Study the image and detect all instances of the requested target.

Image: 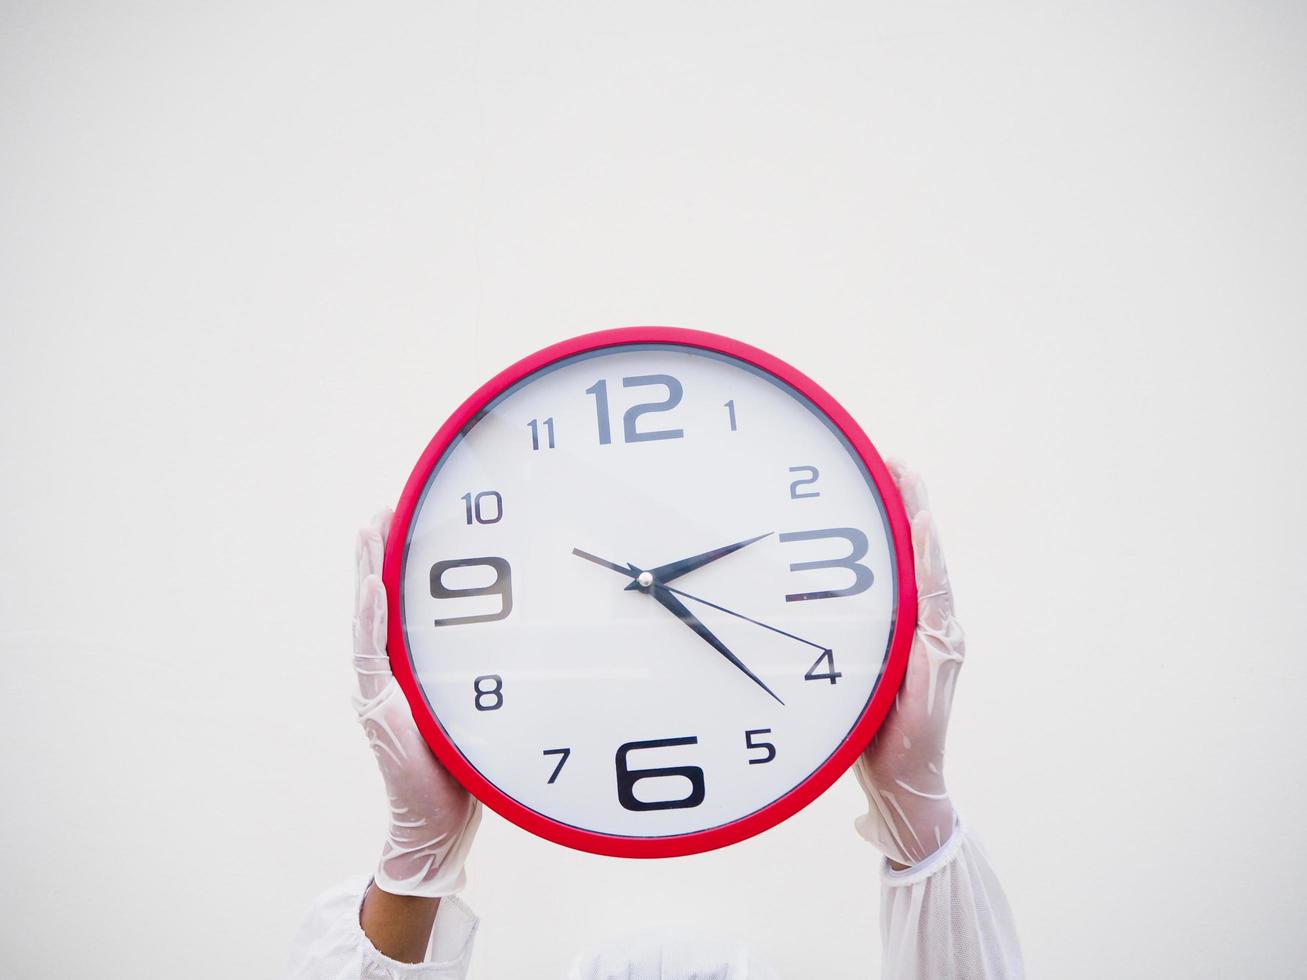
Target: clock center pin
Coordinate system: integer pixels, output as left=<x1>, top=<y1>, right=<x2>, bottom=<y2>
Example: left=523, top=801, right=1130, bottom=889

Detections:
left=637, top=571, right=654, bottom=589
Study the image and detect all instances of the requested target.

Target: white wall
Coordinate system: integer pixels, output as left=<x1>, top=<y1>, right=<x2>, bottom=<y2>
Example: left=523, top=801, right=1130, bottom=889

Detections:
left=3, top=2, right=1304, bottom=976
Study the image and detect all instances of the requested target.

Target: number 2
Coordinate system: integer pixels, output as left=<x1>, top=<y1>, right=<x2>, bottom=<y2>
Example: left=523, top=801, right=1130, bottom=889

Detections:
left=788, top=466, right=820, bottom=499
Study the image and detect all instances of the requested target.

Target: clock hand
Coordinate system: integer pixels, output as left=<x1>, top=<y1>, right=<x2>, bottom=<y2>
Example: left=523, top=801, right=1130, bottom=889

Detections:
left=661, top=584, right=829, bottom=652
left=572, top=546, right=786, bottom=703
left=648, top=583, right=785, bottom=706
left=573, top=546, right=787, bottom=702
left=622, top=532, right=773, bottom=591
left=571, top=547, right=638, bottom=579
left=571, top=548, right=819, bottom=648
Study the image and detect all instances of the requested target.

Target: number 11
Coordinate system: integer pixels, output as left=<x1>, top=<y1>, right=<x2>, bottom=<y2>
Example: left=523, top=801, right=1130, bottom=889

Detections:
left=528, top=417, right=555, bottom=450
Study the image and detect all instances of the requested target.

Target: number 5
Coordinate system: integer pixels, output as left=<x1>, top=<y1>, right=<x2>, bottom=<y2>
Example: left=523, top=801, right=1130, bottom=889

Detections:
left=745, top=728, right=776, bottom=765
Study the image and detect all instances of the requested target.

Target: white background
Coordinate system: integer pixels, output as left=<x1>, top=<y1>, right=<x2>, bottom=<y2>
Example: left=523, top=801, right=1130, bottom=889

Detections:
left=2, top=2, right=1304, bottom=977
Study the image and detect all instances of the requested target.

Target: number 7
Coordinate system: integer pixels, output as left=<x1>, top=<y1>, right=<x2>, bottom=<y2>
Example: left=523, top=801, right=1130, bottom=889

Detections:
left=543, top=747, right=571, bottom=784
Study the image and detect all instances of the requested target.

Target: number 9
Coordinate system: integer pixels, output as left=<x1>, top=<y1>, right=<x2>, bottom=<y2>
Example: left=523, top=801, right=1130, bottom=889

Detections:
left=430, top=557, right=514, bottom=627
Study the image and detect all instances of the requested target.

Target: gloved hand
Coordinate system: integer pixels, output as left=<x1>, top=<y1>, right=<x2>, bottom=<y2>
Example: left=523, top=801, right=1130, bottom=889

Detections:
left=353, top=508, right=482, bottom=897
left=853, top=461, right=965, bottom=867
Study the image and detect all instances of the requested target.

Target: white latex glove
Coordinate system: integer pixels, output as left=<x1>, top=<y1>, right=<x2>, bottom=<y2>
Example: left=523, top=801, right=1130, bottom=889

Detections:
left=353, top=508, right=482, bottom=897
left=853, top=461, right=965, bottom=867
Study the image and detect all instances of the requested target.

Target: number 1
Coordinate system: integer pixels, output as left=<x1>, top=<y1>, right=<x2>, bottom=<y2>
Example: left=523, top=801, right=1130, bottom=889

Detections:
left=584, top=380, right=613, bottom=445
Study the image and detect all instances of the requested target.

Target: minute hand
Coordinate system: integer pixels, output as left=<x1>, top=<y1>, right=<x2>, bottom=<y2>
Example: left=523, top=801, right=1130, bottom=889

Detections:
left=623, top=532, right=772, bottom=591
left=648, top=583, right=785, bottom=705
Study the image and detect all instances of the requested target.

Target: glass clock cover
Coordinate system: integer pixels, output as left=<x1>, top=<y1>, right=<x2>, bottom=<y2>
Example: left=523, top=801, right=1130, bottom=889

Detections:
left=383, top=327, right=915, bottom=858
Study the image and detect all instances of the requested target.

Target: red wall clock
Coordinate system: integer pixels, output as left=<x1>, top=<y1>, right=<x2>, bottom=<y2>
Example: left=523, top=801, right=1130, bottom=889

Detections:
left=383, top=327, right=915, bottom=857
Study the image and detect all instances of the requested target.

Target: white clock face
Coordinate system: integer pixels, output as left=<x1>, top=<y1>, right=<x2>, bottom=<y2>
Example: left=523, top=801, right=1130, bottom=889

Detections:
left=398, top=343, right=900, bottom=845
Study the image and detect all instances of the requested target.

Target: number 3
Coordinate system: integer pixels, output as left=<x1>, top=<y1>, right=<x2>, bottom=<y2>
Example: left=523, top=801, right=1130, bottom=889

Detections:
left=779, top=528, right=873, bottom=601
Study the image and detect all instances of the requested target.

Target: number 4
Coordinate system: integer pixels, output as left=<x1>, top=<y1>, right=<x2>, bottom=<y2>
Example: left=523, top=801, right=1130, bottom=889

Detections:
left=804, top=649, right=842, bottom=685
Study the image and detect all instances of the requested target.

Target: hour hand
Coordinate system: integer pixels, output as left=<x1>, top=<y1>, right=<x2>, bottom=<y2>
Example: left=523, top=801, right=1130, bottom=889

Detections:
left=649, top=583, right=784, bottom=706
left=571, top=547, right=637, bottom=579
left=624, top=532, right=772, bottom=591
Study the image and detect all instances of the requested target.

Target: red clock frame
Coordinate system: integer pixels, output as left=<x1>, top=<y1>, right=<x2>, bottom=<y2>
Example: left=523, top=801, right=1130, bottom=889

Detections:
left=382, top=326, right=917, bottom=858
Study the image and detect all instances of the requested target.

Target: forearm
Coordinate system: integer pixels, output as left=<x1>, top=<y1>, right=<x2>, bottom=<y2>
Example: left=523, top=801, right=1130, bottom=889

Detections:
left=360, top=882, right=441, bottom=964
left=285, top=874, right=479, bottom=980
left=879, top=819, right=1024, bottom=980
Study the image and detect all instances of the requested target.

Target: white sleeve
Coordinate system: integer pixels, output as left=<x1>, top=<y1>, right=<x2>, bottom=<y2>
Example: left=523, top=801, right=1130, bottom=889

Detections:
left=284, top=875, right=479, bottom=980
left=879, top=818, right=1024, bottom=980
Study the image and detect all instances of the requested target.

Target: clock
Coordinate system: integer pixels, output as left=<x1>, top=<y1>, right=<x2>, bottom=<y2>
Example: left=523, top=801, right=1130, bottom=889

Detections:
left=383, top=327, right=915, bottom=858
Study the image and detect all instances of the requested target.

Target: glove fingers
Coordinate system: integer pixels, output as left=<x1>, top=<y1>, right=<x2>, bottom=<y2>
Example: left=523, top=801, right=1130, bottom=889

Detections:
left=371, top=507, right=393, bottom=553
left=912, top=511, right=957, bottom=631
left=353, top=573, right=393, bottom=702
left=355, top=509, right=392, bottom=605
left=886, top=457, right=930, bottom=523
left=911, top=509, right=951, bottom=598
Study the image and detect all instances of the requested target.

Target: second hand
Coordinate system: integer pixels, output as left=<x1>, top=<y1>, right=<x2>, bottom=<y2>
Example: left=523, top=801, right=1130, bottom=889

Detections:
left=661, top=585, right=829, bottom=652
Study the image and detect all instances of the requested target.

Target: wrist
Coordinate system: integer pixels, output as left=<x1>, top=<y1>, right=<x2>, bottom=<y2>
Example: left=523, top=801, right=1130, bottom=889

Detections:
left=882, top=813, right=964, bottom=884
left=885, top=802, right=956, bottom=870
left=855, top=788, right=956, bottom=867
left=373, top=794, right=481, bottom=898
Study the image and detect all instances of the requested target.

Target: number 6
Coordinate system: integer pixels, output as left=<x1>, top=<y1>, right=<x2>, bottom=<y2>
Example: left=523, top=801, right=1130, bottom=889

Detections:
left=614, top=737, right=706, bottom=811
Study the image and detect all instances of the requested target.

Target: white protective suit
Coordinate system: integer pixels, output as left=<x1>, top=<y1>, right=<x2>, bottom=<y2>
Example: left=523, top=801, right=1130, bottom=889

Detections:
left=285, top=463, right=1023, bottom=979
left=285, top=815, right=1021, bottom=979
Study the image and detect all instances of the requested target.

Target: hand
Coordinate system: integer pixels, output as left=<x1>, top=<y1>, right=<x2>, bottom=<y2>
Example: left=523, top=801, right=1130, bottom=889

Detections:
left=353, top=509, right=481, bottom=899
left=852, top=461, right=965, bottom=867
left=571, top=545, right=784, bottom=704
left=648, top=582, right=785, bottom=705
left=623, top=532, right=772, bottom=591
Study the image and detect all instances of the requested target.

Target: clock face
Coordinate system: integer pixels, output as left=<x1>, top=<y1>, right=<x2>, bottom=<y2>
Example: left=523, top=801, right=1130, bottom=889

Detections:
left=385, top=329, right=914, bottom=857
